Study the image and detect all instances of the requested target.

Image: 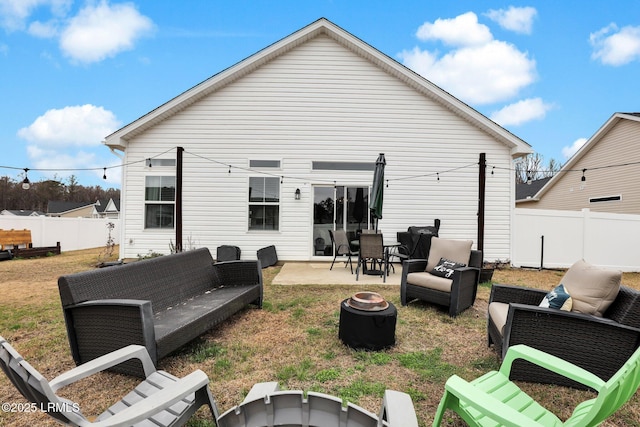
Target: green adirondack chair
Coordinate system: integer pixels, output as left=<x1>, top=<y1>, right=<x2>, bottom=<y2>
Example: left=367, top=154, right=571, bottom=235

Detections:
left=433, top=344, right=640, bottom=427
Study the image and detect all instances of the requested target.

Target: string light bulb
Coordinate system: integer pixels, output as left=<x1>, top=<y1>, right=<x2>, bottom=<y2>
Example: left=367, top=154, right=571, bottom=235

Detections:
left=103, top=167, right=107, bottom=180
left=581, top=168, right=587, bottom=182
left=21, top=168, right=30, bottom=190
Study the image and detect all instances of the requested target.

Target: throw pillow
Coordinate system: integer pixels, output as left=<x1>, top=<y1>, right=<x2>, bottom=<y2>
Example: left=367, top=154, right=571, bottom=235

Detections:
left=431, top=257, right=466, bottom=279
left=539, top=284, right=573, bottom=311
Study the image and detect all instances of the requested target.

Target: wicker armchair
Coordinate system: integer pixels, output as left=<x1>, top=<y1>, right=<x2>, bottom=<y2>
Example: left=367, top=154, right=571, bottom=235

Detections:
left=488, top=272, right=640, bottom=388
left=400, top=237, right=482, bottom=317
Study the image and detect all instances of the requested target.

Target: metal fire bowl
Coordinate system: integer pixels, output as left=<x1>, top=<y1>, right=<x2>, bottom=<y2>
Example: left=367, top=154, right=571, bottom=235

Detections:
left=347, top=291, right=389, bottom=311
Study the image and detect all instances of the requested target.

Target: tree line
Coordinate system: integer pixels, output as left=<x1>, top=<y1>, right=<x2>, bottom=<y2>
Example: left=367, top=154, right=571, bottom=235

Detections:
left=0, top=175, right=120, bottom=213
left=514, top=153, right=561, bottom=184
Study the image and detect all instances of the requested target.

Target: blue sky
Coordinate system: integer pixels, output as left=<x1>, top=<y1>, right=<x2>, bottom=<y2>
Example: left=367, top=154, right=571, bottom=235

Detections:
left=1, top=0, right=639, bottom=187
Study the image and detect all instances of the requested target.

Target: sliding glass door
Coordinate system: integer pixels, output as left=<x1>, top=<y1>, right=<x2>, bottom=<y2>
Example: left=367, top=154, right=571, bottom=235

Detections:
left=312, top=186, right=370, bottom=256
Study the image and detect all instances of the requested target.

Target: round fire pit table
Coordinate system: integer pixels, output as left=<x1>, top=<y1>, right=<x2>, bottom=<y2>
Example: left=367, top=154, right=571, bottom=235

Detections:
left=338, top=293, right=397, bottom=350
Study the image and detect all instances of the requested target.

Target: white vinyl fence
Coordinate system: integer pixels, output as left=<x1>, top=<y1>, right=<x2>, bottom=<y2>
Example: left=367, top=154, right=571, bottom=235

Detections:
left=0, top=216, right=120, bottom=252
left=513, top=208, right=640, bottom=272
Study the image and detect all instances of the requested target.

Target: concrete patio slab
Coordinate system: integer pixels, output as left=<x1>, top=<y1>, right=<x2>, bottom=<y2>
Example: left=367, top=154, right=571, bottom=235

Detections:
left=272, top=261, right=401, bottom=285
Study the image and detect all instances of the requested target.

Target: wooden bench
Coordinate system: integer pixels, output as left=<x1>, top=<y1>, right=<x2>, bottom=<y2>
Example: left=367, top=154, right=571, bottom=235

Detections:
left=0, top=229, right=32, bottom=250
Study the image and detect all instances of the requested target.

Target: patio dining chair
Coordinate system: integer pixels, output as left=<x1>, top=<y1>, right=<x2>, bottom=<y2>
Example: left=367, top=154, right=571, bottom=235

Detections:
left=356, top=233, right=387, bottom=282
left=329, top=229, right=358, bottom=273
left=432, top=344, right=640, bottom=427
left=0, top=336, right=218, bottom=427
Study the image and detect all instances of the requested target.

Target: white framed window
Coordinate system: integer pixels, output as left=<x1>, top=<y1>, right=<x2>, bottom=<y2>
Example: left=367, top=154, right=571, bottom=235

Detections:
left=249, top=177, right=279, bottom=231
left=145, top=176, right=175, bottom=229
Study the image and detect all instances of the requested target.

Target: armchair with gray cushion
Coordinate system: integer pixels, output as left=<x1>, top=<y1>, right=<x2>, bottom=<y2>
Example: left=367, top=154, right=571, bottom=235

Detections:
left=487, top=259, right=640, bottom=389
left=400, top=237, right=481, bottom=317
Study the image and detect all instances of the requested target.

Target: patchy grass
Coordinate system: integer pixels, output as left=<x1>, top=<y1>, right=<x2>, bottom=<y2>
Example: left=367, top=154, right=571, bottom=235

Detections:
left=1, top=249, right=640, bottom=426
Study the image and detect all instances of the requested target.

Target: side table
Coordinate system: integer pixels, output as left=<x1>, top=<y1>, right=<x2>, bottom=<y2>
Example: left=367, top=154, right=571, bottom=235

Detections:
left=338, top=299, right=397, bottom=350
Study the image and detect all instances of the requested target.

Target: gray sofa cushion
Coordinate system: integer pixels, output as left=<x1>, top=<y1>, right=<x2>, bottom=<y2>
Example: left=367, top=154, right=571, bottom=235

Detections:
left=488, top=302, right=509, bottom=336
left=426, top=238, right=473, bottom=272
left=406, top=272, right=453, bottom=292
left=561, top=259, right=621, bottom=317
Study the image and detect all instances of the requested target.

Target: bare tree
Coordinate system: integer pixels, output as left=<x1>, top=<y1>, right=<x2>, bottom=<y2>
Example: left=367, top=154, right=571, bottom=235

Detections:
left=514, top=153, right=562, bottom=184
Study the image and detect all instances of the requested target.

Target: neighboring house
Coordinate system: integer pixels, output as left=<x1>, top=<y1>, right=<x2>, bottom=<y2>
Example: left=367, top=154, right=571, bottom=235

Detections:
left=47, top=201, right=97, bottom=218
left=517, top=112, right=640, bottom=213
left=515, top=177, right=552, bottom=202
left=0, top=209, right=44, bottom=216
left=104, top=18, right=532, bottom=261
left=93, top=198, right=120, bottom=219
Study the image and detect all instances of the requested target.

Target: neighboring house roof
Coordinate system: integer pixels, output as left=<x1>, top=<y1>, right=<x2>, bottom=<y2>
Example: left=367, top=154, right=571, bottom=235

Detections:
left=47, top=201, right=96, bottom=215
left=94, top=198, right=120, bottom=215
left=0, top=209, right=44, bottom=216
left=515, top=177, right=552, bottom=201
left=516, top=112, right=640, bottom=204
left=104, top=18, right=532, bottom=158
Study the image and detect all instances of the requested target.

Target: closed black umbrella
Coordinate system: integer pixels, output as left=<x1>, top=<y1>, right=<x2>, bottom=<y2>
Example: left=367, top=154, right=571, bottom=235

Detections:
left=368, top=153, right=386, bottom=231
left=353, top=187, right=364, bottom=229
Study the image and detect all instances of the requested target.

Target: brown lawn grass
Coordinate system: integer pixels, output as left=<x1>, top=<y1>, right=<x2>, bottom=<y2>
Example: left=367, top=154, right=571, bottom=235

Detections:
left=1, top=248, right=639, bottom=426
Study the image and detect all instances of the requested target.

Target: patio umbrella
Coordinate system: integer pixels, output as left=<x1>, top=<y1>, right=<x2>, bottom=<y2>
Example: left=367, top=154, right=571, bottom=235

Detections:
left=368, top=153, right=386, bottom=231
left=353, top=187, right=364, bottom=229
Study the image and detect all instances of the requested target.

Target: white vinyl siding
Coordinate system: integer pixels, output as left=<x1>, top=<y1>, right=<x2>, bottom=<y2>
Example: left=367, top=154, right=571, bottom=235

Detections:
left=116, top=33, right=519, bottom=261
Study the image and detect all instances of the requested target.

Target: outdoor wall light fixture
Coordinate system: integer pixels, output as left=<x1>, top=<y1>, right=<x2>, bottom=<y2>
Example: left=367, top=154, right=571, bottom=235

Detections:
left=295, top=188, right=301, bottom=200
left=21, top=168, right=30, bottom=190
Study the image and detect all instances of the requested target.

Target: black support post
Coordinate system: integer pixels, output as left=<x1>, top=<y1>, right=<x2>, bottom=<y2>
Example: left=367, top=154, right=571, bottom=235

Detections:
left=478, top=152, right=486, bottom=256
left=176, top=147, right=183, bottom=252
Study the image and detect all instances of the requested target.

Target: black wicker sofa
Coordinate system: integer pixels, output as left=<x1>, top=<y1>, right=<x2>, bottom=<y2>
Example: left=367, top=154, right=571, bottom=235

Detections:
left=488, top=260, right=640, bottom=389
left=58, top=247, right=263, bottom=375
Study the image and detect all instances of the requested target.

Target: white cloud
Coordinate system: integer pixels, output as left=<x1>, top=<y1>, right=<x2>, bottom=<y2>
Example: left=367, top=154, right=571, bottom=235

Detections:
left=20, top=105, right=122, bottom=185
left=28, top=19, right=58, bottom=38
left=399, top=39, right=536, bottom=104
left=59, top=1, right=154, bottom=64
left=17, top=104, right=120, bottom=147
left=562, top=138, right=588, bottom=159
left=590, top=23, right=640, bottom=66
left=490, top=98, right=552, bottom=126
left=0, top=0, right=70, bottom=32
left=416, top=11, right=493, bottom=46
left=485, top=6, right=537, bottom=35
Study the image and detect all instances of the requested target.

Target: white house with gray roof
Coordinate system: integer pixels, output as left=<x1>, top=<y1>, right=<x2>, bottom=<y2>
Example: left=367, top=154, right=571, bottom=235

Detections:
left=104, top=18, right=532, bottom=261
